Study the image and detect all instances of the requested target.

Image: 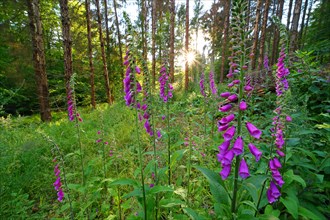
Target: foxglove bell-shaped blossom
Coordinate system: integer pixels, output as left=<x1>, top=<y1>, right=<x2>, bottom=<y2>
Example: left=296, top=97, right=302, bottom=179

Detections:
left=267, top=181, right=281, bottom=203
left=220, top=92, right=231, bottom=98
left=199, top=72, right=206, bottom=97
left=218, top=123, right=229, bottom=132
left=239, top=101, right=247, bottom=111
left=219, top=114, right=235, bottom=124
left=248, top=143, right=262, bottom=162
left=209, top=71, right=218, bottom=96
left=218, top=140, right=231, bottom=153
left=239, top=158, right=250, bottom=179
left=246, top=122, right=262, bottom=139
left=223, top=126, right=236, bottom=141
left=221, top=150, right=235, bottom=166
left=228, top=94, right=238, bottom=102
left=220, top=165, right=232, bottom=180
left=219, top=104, right=232, bottom=112
left=232, top=136, right=244, bottom=156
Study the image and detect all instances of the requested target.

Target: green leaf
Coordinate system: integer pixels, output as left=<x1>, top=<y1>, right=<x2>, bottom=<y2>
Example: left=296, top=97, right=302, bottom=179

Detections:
left=183, top=207, right=206, bottom=220
left=170, top=149, right=187, bottom=168
left=195, top=166, right=230, bottom=205
left=109, top=178, right=138, bottom=187
left=148, top=185, right=173, bottom=194
left=244, top=175, right=268, bottom=205
left=299, top=206, right=325, bottom=220
left=284, top=170, right=306, bottom=188
left=159, top=198, right=184, bottom=208
left=280, top=196, right=298, bottom=219
left=123, top=188, right=142, bottom=199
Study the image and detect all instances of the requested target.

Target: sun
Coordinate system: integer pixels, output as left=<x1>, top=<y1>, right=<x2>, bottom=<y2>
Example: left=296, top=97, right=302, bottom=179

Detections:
left=186, top=51, right=196, bottom=65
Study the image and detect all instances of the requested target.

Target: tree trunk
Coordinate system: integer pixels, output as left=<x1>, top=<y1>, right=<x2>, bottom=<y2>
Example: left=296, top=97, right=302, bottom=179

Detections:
left=151, top=0, right=157, bottom=88
left=26, top=0, right=52, bottom=122
left=113, top=0, right=123, bottom=80
left=220, top=0, right=231, bottom=83
left=95, top=0, right=113, bottom=104
left=103, top=0, right=110, bottom=56
left=299, top=0, right=309, bottom=47
left=286, top=0, right=294, bottom=30
left=257, top=0, right=270, bottom=71
left=251, top=0, right=262, bottom=70
left=169, top=0, right=175, bottom=82
left=302, top=0, right=313, bottom=50
left=271, top=0, right=284, bottom=65
left=59, top=0, right=74, bottom=99
left=141, top=0, right=147, bottom=61
left=85, top=0, right=96, bottom=108
left=290, top=0, right=303, bottom=53
left=185, top=0, right=189, bottom=91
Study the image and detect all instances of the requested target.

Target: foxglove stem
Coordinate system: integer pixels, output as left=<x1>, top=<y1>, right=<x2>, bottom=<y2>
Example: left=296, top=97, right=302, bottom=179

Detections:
left=167, top=98, right=171, bottom=185
left=231, top=23, right=246, bottom=215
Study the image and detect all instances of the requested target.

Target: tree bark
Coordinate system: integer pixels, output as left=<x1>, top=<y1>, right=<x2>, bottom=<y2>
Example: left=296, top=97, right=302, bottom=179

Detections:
left=271, top=0, right=284, bottom=65
left=169, top=0, right=175, bottom=82
left=85, top=0, right=96, bottom=108
left=151, top=0, right=157, bottom=88
left=113, top=0, right=123, bottom=81
left=59, top=0, right=74, bottom=99
left=141, top=0, right=147, bottom=61
left=26, top=0, right=52, bottom=122
left=251, top=0, right=262, bottom=70
left=95, top=0, right=113, bottom=104
left=257, top=0, right=270, bottom=71
left=290, top=0, right=303, bottom=53
left=103, top=0, right=110, bottom=56
left=299, top=0, right=309, bottom=47
left=286, top=0, right=294, bottom=30
left=220, top=0, right=231, bottom=83
left=302, top=0, right=313, bottom=50
left=185, top=0, right=189, bottom=91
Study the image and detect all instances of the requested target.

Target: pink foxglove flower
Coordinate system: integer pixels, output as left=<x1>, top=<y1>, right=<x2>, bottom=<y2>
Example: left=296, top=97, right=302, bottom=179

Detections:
left=248, top=143, right=262, bottom=162
left=239, top=158, right=250, bottom=179
left=220, top=165, right=232, bottom=180
left=223, top=126, right=236, bottom=141
left=232, top=136, right=244, bottom=156
left=267, top=181, right=281, bottom=203
left=246, top=122, right=262, bottom=139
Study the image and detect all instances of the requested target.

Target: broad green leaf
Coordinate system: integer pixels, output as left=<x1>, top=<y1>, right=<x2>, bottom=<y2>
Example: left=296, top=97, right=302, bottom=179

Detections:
left=284, top=170, right=306, bottom=188
left=241, top=200, right=257, bottom=211
left=280, top=196, right=298, bottom=219
left=148, top=185, right=173, bottom=194
left=183, top=207, right=206, bottom=220
left=298, top=206, right=327, bottom=220
left=170, top=149, right=187, bottom=168
left=159, top=198, right=185, bottom=208
left=123, top=188, right=142, bottom=199
left=109, top=178, right=138, bottom=187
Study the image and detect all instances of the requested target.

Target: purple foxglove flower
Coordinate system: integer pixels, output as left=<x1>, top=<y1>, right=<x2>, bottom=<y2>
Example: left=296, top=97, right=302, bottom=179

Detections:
left=239, top=158, right=250, bottom=179
left=141, top=104, right=148, bottom=111
left=219, top=114, right=235, bottom=124
left=239, top=101, right=247, bottom=111
left=220, top=92, right=231, bottom=98
left=53, top=177, right=62, bottom=191
left=123, top=59, right=129, bottom=66
left=272, top=170, right=285, bottom=187
left=269, top=158, right=282, bottom=170
left=244, top=85, right=253, bottom=91
left=248, top=143, right=262, bottom=162
left=223, top=126, right=236, bottom=141
left=136, top=81, right=142, bottom=92
left=246, top=122, right=262, bottom=139
left=219, top=104, right=232, bottom=112
left=57, top=188, right=64, bottom=202
left=218, top=140, right=231, bottom=153
left=144, top=120, right=152, bottom=135
left=227, top=73, right=234, bottom=78
left=233, top=79, right=240, bottom=84
left=200, top=73, right=206, bottom=97
left=276, top=150, right=285, bottom=157
left=157, top=130, right=162, bottom=139
left=209, top=71, right=218, bottom=96
left=161, top=115, right=166, bottom=120
left=221, top=149, right=235, bottom=166
left=267, top=181, right=281, bottom=203
left=286, top=115, right=292, bottom=122
left=228, top=94, right=238, bottom=102
left=135, top=66, right=141, bottom=74
left=220, top=165, right=232, bottom=180
left=143, top=111, right=149, bottom=119
left=242, top=65, right=248, bottom=70
left=138, top=113, right=143, bottom=121
left=218, top=123, right=229, bottom=132
left=217, top=151, right=226, bottom=162
left=228, top=82, right=234, bottom=87
left=149, top=183, right=155, bottom=188
left=232, top=136, right=244, bottom=156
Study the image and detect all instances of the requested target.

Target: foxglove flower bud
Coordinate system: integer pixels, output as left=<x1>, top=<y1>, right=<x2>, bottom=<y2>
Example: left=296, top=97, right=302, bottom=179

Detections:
left=219, top=104, right=232, bottom=112
left=239, top=101, right=247, bottom=111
